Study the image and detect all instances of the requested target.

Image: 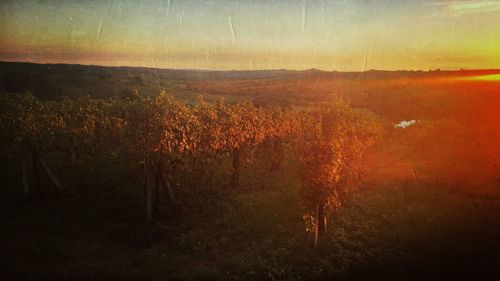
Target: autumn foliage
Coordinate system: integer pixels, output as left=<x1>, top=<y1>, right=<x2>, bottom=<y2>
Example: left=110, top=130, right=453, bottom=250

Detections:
left=0, top=92, right=378, bottom=243
left=296, top=102, right=380, bottom=246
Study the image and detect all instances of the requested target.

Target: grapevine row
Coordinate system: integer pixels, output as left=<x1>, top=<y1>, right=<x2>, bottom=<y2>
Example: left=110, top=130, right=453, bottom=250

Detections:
left=0, top=92, right=379, bottom=246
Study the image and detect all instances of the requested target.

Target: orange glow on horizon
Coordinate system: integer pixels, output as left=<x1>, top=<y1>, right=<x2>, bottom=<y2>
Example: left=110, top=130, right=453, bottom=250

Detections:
left=1, top=1, right=499, bottom=71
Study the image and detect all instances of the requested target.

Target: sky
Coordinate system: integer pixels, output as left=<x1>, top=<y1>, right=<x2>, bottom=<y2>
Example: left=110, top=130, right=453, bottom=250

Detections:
left=1, top=0, right=500, bottom=71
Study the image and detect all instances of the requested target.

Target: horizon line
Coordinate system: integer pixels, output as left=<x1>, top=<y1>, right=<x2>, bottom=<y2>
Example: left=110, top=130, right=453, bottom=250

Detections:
left=1, top=60, right=500, bottom=73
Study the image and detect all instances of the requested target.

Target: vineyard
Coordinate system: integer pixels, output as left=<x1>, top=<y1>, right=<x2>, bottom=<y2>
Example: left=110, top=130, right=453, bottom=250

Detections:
left=1, top=69, right=498, bottom=281
left=0, top=92, right=379, bottom=245
left=2, top=0, right=500, bottom=277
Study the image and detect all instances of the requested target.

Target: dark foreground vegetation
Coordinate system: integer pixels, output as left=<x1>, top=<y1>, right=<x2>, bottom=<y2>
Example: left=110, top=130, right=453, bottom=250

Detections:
left=1, top=62, right=499, bottom=280
left=1, top=162, right=498, bottom=281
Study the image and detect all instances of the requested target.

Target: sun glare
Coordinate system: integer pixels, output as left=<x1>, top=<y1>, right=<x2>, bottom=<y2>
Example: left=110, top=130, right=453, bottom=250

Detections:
left=465, top=74, right=500, bottom=81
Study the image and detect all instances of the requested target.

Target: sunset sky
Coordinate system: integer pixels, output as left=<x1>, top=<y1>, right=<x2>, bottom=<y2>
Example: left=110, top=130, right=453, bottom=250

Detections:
left=1, top=0, right=499, bottom=71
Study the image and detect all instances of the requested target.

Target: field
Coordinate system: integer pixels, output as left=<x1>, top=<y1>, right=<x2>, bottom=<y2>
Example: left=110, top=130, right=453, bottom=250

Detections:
left=1, top=62, right=499, bottom=281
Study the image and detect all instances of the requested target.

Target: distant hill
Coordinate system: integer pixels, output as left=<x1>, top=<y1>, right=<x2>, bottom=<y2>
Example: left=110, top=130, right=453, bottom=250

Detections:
left=0, top=61, right=304, bottom=100
left=1, top=61, right=499, bottom=101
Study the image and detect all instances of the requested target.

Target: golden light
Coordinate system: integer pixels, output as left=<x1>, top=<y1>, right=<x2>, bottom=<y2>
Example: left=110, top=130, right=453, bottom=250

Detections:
left=465, top=74, right=500, bottom=81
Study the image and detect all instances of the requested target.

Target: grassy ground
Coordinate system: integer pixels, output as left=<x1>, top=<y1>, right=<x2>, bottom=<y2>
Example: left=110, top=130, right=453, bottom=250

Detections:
left=1, top=154, right=498, bottom=281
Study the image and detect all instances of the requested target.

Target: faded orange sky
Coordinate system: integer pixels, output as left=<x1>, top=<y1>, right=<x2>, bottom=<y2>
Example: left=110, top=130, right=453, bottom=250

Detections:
left=1, top=0, right=500, bottom=71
